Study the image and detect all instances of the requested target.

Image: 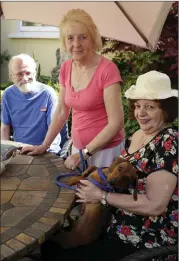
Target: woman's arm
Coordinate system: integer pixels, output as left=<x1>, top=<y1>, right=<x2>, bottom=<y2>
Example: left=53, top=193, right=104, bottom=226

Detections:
left=20, top=85, right=70, bottom=154
left=76, top=169, right=177, bottom=216
left=86, top=83, right=124, bottom=154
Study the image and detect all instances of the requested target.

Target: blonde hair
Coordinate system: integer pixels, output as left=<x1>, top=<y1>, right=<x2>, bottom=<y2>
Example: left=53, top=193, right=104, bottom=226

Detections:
left=9, top=53, right=36, bottom=76
left=59, top=9, right=103, bottom=53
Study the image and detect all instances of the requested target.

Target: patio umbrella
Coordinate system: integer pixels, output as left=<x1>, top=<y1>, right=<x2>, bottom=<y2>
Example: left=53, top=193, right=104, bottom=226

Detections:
left=1, top=1, right=172, bottom=51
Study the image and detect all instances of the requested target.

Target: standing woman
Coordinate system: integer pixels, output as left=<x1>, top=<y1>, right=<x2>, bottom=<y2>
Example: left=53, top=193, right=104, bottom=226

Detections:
left=21, top=9, right=125, bottom=169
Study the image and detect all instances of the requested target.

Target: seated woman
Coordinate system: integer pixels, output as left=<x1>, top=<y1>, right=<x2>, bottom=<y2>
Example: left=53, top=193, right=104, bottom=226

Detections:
left=40, top=71, right=178, bottom=261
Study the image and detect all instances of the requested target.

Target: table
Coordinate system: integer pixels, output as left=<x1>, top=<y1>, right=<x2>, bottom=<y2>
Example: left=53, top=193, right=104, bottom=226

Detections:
left=0, top=141, right=75, bottom=261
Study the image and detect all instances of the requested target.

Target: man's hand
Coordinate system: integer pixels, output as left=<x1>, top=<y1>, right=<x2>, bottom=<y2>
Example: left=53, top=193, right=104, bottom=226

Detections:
left=19, top=144, right=47, bottom=155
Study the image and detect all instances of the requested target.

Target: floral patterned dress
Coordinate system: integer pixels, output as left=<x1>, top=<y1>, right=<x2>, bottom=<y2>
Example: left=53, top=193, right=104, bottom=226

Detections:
left=107, top=127, right=178, bottom=251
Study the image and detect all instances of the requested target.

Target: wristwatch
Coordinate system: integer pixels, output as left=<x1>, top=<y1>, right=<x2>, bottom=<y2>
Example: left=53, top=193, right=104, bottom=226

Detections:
left=82, top=148, right=92, bottom=158
left=101, top=191, right=109, bottom=206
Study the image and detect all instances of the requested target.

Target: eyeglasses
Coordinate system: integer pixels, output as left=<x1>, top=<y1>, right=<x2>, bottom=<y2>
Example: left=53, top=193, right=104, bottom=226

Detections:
left=12, top=71, right=35, bottom=78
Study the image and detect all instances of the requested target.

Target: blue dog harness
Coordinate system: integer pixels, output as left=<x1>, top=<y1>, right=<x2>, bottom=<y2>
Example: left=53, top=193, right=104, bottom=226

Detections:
left=55, top=150, right=114, bottom=192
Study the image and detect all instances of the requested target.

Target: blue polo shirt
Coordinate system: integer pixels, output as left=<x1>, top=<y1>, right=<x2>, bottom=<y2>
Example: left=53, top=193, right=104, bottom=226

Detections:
left=1, top=81, right=62, bottom=152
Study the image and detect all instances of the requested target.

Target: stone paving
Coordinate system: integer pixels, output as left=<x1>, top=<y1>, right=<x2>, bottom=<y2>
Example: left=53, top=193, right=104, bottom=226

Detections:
left=0, top=151, right=76, bottom=261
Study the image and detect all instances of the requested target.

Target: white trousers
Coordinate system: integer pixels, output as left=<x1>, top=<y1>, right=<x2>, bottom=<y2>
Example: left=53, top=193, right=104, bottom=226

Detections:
left=71, top=141, right=125, bottom=168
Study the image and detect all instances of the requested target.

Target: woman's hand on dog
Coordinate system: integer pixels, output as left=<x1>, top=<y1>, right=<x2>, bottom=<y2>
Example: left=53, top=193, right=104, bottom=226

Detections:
left=64, top=153, right=81, bottom=170
left=76, top=180, right=103, bottom=203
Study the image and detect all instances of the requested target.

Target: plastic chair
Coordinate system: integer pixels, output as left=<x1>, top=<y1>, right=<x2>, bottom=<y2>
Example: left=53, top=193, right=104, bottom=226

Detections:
left=120, top=244, right=178, bottom=261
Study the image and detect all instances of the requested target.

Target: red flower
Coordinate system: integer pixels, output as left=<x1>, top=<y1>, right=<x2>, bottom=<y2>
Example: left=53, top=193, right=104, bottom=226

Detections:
left=167, top=229, right=176, bottom=237
left=148, top=240, right=153, bottom=244
left=121, top=226, right=132, bottom=236
left=138, top=181, right=144, bottom=191
left=173, top=212, right=178, bottom=221
left=140, top=161, right=147, bottom=170
left=135, top=152, right=140, bottom=160
left=155, top=136, right=160, bottom=143
left=168, top=256, right=177, bottom=261
left=163, top=139, right=172, bottom=150
left=144, top=219, right=150, bottom=228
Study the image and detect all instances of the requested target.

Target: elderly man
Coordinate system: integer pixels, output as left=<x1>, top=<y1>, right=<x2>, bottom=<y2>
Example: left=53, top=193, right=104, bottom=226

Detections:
left=1, top=53, right=68, bottom=153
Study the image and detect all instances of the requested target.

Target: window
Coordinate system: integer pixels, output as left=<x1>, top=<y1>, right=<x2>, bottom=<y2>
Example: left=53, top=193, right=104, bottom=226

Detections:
left=20, top=21, right=59, bottom=32
left=9, top=21, right=60, bottom=39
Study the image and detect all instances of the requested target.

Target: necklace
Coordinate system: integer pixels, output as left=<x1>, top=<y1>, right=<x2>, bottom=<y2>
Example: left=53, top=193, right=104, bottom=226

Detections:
left=140, top=134, right=155, bottom=147
left=139, top=125, right=169, bottom=147
left=72, top=56, right=99, bottom=90
left=73, top=64, right=87, bottom=89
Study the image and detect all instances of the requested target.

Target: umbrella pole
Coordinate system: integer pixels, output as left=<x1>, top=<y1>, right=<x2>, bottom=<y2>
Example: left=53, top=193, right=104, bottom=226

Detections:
left=0, top=2, right=3, bottom=18
left=114, top=2, right=153, bottom=50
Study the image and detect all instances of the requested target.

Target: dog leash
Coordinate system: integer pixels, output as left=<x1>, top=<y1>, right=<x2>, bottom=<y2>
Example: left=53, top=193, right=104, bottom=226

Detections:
left=56, top=149, right=88, bottom=190
left=56, top=172, right=82, bottom=190
left=79, top=149, right=88, bottom=173
left=56, top=166, right=114, bottom=192
left=60, top=149, right=88, bottom=174
left=87, top=168, right=114, bottom=192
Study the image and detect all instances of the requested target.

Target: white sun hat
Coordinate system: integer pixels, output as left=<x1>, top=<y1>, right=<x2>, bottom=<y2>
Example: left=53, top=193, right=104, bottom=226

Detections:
left=125, top=71, right=178, bottom=100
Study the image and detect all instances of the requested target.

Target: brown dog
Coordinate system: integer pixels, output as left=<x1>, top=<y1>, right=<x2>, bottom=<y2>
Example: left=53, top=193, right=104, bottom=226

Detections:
left=54, top=157, right=137, bottom=248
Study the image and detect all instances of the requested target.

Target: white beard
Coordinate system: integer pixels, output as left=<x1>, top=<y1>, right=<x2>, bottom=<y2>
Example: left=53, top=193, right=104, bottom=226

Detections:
left=16, top=80, right=36, bottom=93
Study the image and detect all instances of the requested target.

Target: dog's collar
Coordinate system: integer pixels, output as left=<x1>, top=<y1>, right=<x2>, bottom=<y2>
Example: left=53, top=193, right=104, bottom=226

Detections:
left=87, top=168, right=114, bottom=192
left=55, top=166, right=114, bottom=192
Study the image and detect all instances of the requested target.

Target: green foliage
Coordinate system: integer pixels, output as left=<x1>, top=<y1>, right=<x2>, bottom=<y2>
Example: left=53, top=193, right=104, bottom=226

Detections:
left=105, top=50, right=161, bottom=138
left=32, top=52, right=41, bottom=80
left=0, top=81, right=13, bottom=90
left=112, top=50, right=162, bottom=79
left=0, top=50, right=11, bottom=65
left=37, top=75, right=60, bottom=93
left=32, top=52, right=60, bottom=93
left=37, top=75, right=51, bottom=83
left=46, top=80, right=60, bottom=93
left=172, top=118, right=178, bottom=129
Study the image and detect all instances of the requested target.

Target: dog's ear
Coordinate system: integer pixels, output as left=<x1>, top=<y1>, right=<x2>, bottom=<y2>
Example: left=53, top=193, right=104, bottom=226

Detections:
left=108, top=163, right=128, bottom=186
left=109, top=157, right=126, bottom=172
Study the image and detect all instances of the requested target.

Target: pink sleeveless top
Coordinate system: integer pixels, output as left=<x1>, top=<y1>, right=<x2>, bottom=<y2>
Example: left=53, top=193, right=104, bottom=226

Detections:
left=59, top=56, right=125, bottom=149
